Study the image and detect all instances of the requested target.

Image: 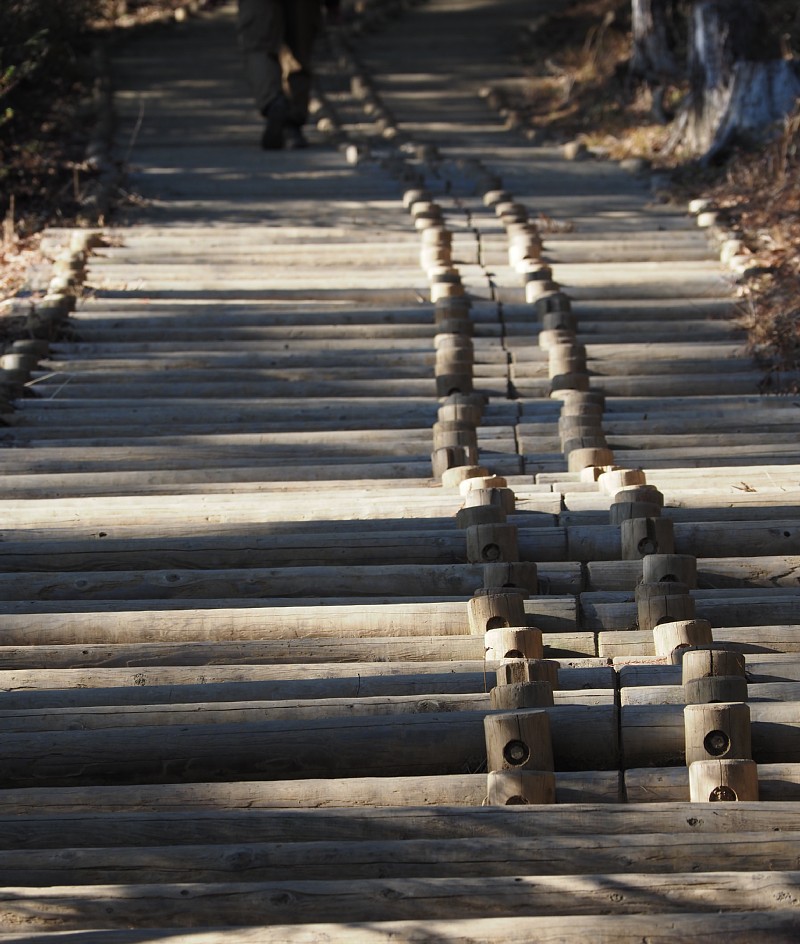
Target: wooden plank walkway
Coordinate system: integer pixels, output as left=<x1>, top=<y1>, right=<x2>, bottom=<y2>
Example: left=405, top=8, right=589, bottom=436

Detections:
left=3, top=0, right=800, bottom=938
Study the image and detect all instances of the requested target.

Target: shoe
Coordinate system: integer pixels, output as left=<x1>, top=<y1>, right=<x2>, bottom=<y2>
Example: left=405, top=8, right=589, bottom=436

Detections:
left=284, top=123, right=308, bottom=150
left=261, top=96, right=287, bottom=150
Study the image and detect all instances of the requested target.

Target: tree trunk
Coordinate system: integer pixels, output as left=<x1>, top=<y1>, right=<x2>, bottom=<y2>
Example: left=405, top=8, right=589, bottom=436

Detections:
left=630, top=0, right=681, bottom=81
left=675, top=0, right=800, bottom=158
left=630, top=0, right=684, bottom=122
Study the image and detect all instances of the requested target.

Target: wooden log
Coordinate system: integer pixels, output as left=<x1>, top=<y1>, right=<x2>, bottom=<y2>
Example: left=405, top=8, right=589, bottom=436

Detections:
left=0, top=771, right=621, bottom=814
left=496, top=659, right=560, bottom=689
left=0, top=691, right=614, bottom=733
left=0, top=705, right=620, bottom=786
left=465, top=523, right=519, bottom=563
left=490, top=681, right=554, bottom=709
left=6, top=826, right=800, bottom=887
left=2, top=871, right=800, bottom=928
left=649, top=617, right=713, bottom=664
left=689, top=758, right=759, bottom=802
left=0, top=913, right=794, bottom=943
left=2, top=801, right=800, bottom=848
left=636, top=582, right=695, bottom=632
left=483, top=562, right=539, bottom=594
left=684, top=702, right=752, bottom=764
left=682, top=648, right=747, bottom=682
left=0, top=664, right=614, bottom=710
left=626, top=763, right=800, bottom=803
left=0, top=631, right=593, bottom=670
left=484, top=710, right=554, bottom=772
left=622, top=701, right=800, bottom=767
left=0, top=600, right=573, bottom=647
left=485, top=770, right=556, bottom=805
left=601, top=624, right=800, bottom=659
left=484, top=628, right=544, bottom=660
left=642, top=554, right=698, bottom=588
left=620, top=518, right=675, bottom=559
left=684, top=675, right=749, bottom=704
left=587, top=555, right=800, bottom=592
left=468, top=590, right=527, bottom=634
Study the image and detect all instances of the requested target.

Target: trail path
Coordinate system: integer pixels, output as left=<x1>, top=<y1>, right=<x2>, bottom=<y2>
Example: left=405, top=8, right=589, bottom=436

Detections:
left=1, top=0, right=800, bottom=938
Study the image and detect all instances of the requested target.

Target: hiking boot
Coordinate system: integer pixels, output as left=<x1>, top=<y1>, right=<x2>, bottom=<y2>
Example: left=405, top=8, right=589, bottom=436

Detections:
left=284, top=122, right=309, bottom=150
left=261, top=96, right=287, bottom=150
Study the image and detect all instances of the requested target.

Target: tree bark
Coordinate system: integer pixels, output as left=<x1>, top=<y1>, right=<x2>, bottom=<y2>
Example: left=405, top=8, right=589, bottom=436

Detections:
left=674, top=0, right=800, bottom=158
left=630, top=0, right=684, bottom=122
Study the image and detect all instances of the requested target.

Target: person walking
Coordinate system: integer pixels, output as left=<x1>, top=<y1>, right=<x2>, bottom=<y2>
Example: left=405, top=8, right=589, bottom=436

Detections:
left=236, top=0, right=340, bottom=150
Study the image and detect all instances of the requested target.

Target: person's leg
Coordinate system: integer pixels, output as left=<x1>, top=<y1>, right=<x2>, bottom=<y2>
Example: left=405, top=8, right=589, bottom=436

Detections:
left=281, top=0, right=322, bottom=133
left=236, top=0, right=287, bottom=147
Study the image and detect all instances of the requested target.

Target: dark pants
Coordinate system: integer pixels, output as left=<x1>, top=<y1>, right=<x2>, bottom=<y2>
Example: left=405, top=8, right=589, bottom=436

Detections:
left=236, top=0, right=322, bottom=125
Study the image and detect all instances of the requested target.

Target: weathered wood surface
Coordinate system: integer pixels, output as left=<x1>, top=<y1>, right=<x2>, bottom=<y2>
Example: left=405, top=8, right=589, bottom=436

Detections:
left=0, top=690, right=615, bottom=732
left=4, top=0, right=800, bottom=935
left=622, top=702, right=800, bottom=767
left=0, top=772, right=623, bottom=813
left=601, top=625, right=800, bottom=658
left=0, top=705, right=619, bottom=786
left=3, top=830, right=799, bottom=885
left=2, top=803, right=799, bottom=848
left=626, top=764, right=800, bottom=803
left=0, top=913, right=791, bottom=943
left=1, top=871, right=799, bottom=929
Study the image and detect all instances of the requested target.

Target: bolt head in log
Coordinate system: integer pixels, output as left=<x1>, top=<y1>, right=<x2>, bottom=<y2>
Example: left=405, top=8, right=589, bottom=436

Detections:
left=465, top=523, right=519, bottom=564
left=485, top=770, right=556, bottom=806
left=485, top=626, right=543, bottom=661
left=688, top=759, right=759, bottom=803
left=684, top=675, right=749, bottom=705
left=484, top=709, right=553, bottom=772
left=620, top=517, right=675, bottom=559
left=652, top=619, right=714, bottom=661
left=467, top=589, right=527, bottom=634
left=684, top=702, right=752, bottom=766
